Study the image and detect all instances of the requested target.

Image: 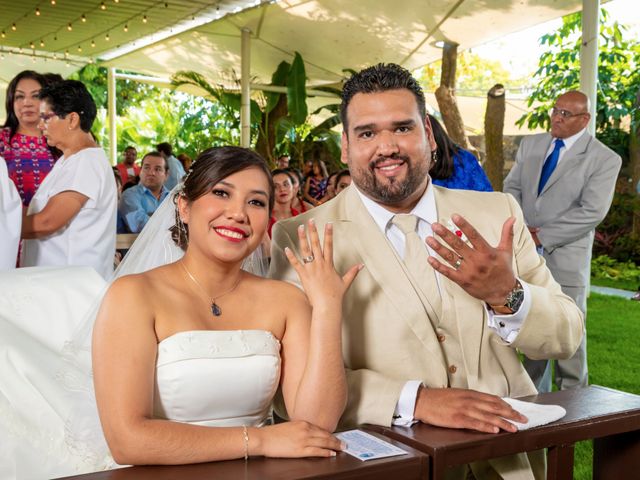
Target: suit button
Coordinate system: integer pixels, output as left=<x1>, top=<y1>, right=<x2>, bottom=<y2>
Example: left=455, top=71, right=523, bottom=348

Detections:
left=448, top=365, right=457, bottom=374
left=437, top=334, right=446, bottom=343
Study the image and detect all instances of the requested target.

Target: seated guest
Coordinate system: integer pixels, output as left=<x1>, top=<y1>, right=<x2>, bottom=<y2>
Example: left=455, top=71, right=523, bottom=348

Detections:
left=286, top=167, right=313, bottom=213
left=177, top=152, right=192, bottom=172
left=318, top=171, right=339, bottom=204
left=335, top=169, right=351, bottom=194
left=118, top=151, right=169, bottom=233
left=116, top=146, right=140, bottom=186
left=302, top=159, right=329, bottom=206
left=21, top=80, right=117, bottom=280
left=156, top=141, right=185, bottom=191
left=428, top=114, right=493, bottom=192
left=268, top=169, right=301, bottom=237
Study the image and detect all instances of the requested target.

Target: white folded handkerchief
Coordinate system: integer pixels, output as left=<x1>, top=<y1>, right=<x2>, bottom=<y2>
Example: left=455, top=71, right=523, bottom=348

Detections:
left=502, top=397, right=566, bottom=430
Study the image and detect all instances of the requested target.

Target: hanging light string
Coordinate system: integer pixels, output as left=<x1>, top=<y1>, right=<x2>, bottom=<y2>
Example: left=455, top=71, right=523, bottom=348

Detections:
left=2, top=1, right=270, bottom=62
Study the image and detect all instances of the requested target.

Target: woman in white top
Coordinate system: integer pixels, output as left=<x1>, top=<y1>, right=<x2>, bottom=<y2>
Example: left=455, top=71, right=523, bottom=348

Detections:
left=20, top=80, right=116, bottom=280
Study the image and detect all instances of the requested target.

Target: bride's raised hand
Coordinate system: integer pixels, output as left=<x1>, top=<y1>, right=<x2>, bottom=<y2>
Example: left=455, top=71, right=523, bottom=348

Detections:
left=285, top=219, right=362, bottom=309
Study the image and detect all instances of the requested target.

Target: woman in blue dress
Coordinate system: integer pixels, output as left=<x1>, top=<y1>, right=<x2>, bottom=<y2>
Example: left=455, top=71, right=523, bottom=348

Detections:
left=428, top=114, right=493, bottom=192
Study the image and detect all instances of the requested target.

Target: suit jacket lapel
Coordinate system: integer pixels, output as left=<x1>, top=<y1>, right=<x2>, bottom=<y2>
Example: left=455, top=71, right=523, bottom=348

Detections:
left=532, top=134, right=553, bottom=198
left=342, top=188, right=445, bottom=360
left=539, top=131, right=591, bottom=196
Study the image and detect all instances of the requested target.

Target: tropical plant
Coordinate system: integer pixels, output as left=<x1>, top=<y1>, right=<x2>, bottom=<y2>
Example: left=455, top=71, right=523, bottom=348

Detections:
left=516, top=9, right=640, bottom=141
left=172, top=52, right=343, bottom=167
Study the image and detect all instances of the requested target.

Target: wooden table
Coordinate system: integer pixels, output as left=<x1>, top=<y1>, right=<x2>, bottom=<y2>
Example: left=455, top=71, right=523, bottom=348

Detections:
left=367, top=385, right=640, bottom=480
left=57, top=429, right=429, bottom=480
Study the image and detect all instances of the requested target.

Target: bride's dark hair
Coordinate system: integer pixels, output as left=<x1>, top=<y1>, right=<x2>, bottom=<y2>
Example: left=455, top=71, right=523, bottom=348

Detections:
left=170, top=146, right=275, bottom=249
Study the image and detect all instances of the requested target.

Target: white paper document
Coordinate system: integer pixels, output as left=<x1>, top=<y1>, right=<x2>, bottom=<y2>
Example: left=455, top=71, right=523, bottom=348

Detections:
left=335, top=429, right=409, bottom=461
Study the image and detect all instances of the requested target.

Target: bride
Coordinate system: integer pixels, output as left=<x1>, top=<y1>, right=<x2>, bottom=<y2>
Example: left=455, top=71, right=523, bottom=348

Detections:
left=0, top=146, right=362, bottom=478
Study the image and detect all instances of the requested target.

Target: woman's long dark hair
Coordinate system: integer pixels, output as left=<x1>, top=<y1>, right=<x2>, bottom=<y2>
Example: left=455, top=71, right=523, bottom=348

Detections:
left=428, top=114, right=460, bottom=180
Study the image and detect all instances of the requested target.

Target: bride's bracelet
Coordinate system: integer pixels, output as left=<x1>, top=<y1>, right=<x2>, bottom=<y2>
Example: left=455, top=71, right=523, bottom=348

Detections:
left=242, top=425, right=249, bottom=460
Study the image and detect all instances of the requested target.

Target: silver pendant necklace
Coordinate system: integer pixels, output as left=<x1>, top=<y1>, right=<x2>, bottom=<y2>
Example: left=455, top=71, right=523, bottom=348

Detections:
left=180, top=260, right=242, bottom=317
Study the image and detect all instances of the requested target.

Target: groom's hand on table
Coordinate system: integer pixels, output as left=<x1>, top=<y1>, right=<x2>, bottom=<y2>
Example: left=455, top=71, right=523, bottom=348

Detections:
left=413, top=386, right=527, bottom=433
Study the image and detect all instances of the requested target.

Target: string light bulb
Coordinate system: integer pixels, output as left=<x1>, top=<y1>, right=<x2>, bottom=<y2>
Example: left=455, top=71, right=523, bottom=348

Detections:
left=30, top=41, right=35, bottom=49
left=52, top=52, right=57, bottom=60
left=101, top=2, right=106, bottom=10
left=91, top=39, right=96, bottom=47
left=1, top=31, right=5, bottom=38
left=12, top=23, right=17, bottom=31
left=67, top=23, right=73, bottom=31
left=81, top=14, right=87, bottom=22
left=40, top=39, right=45, bottom=47
left=123, top=24, right=128, bottom=32
left=142, top=15, right=148, bottom=23
left=105, top=33, right=110, bottom=41
left=77, top=45, right=82, bottom=52
left=35, top=8, right=41, bottom=16
left=51, top=0, right=56, bottom=5
left=65, top=50, right=69, bottom=57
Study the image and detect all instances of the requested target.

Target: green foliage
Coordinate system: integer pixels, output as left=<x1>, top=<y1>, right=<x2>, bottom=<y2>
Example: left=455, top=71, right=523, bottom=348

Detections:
left=70, top=64, right=162, bottom=116
left=591, top=255, right=640, bottom=287
left=287, top=52, right=308, bottom=124
left=594, top=191, right=640, bottom=263
left=416, top=51, right=530, bottom=95
left=517, top=9, right=640, bottom=139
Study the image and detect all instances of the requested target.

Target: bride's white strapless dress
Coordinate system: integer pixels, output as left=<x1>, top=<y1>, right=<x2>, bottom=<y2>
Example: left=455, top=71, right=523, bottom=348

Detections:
left=0, top=267, right=281, bottom=480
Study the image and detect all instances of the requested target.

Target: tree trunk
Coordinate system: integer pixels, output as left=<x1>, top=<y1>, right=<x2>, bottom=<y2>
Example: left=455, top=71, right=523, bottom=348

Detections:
left=484, top=84, right=506, bottom=191
left=255, top=94, right=288, bottom=166
left=434, top=42, right=472, bottom=153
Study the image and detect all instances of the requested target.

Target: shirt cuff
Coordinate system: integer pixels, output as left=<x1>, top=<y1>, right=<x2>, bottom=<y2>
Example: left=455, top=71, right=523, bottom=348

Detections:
left=486, top=279, right=532, bottom=343
left=392, top=380, right=422, bottom=426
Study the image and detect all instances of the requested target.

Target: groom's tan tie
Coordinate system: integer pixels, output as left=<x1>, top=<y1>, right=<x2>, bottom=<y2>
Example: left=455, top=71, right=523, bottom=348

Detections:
left=391, top=214, right=442, bottom=319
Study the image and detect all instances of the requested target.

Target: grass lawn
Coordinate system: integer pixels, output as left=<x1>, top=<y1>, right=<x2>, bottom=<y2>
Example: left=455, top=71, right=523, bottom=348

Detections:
left=572, top=292, right=640, bottom=479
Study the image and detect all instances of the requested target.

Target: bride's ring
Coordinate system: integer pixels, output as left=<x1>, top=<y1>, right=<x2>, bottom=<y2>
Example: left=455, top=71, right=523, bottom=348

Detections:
left=302, top=255, right=315, bottom=264
left=453, top=257, right=463, bottom=269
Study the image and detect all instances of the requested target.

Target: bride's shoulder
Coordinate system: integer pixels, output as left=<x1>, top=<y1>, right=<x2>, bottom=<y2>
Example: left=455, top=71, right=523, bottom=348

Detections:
left=106, top=264, right=174, bottom=300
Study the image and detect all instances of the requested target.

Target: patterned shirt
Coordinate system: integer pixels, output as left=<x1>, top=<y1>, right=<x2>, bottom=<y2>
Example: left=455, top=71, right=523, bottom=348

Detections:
left=0, top=127, right=56, bottom=206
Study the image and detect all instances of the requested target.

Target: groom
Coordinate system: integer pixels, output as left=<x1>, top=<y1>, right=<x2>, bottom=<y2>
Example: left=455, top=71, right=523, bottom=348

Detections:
left=269, top=63, right=583, bottom=479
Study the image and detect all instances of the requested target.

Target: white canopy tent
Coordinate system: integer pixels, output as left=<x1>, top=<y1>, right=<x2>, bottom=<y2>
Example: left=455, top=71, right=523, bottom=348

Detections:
left=0, top=0, right=603, bottom=157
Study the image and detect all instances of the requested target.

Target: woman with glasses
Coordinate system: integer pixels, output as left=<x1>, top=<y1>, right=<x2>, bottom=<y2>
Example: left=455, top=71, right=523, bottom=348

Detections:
left=20, top=80, right=117, bottom=280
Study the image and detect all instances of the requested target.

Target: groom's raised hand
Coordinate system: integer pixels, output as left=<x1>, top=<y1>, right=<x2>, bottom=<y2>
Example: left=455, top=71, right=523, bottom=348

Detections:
left=425, top=214, right=517, bottom=306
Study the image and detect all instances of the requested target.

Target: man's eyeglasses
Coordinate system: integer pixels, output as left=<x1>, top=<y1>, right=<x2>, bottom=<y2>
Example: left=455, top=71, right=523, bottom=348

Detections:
left=550, top=107, right=587, bottom=119
left=39, top=112, right=57, bottom=123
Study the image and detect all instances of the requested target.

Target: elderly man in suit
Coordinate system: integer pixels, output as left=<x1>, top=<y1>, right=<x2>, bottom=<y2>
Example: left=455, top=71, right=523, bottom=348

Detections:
left=270, top=63, right=583, bottom=480
left=504, top=91, right=621, bottom=393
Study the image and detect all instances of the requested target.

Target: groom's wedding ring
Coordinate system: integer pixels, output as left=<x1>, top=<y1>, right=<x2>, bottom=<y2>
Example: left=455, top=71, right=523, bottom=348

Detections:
left=303, top=255, right=315, bottom=264
left=454, top=257, right=463, bottom=269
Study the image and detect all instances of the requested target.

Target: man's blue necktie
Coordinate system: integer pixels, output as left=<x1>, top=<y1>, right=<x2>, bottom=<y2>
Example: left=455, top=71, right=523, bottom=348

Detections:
left=538, top=138, right=565, bottom=195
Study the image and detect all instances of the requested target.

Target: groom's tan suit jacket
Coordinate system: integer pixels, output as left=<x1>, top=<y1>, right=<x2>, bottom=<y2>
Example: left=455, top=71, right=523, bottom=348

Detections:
left=270, top=185, right=583, bottom=480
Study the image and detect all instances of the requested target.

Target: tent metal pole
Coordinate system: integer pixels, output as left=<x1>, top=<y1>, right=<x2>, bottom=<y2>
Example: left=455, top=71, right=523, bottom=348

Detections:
left=240, top=27, right=251, bottom=148
left=580, top=0, right=600, bottom=135
left=107, top=67, right=117, bottom=165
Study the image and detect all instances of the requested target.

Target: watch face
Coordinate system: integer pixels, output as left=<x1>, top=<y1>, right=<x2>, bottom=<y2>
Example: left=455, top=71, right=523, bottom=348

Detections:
left=506, top=284, right=525, bottom=311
